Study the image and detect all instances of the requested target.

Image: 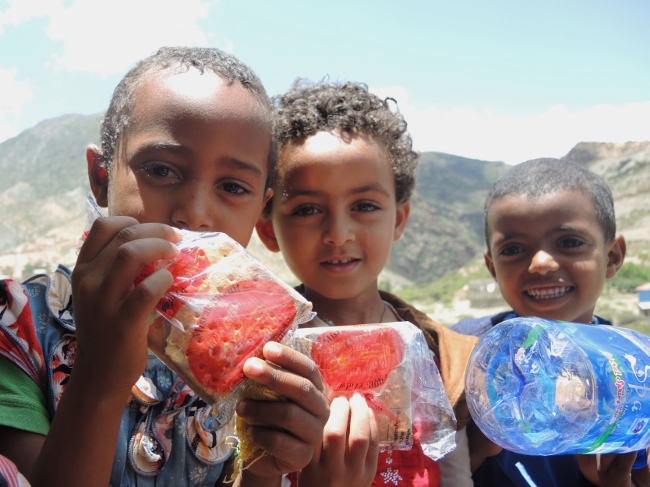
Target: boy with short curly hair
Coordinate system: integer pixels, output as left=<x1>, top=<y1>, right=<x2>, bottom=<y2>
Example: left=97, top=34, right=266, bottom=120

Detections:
left=257, top=79, right=477, bottom=486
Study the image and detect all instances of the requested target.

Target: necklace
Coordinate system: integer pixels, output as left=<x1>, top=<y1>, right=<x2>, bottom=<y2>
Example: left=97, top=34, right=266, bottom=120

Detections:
left=377, top=302, right=388, bottom=323
left=322, top=302, right=389, bottom=327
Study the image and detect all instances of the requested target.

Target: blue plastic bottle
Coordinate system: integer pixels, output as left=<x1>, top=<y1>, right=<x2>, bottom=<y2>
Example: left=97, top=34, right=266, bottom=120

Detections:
left=465, top=317, right=650, bottom=457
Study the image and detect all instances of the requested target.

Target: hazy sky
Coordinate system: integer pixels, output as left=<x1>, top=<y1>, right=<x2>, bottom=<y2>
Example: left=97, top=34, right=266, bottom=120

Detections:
left=1, top=0, right=649, bottom=164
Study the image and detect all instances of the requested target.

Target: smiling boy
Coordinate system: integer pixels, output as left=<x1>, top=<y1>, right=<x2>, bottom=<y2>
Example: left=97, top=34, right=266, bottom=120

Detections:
left=452, top=158, right=637, bottom=487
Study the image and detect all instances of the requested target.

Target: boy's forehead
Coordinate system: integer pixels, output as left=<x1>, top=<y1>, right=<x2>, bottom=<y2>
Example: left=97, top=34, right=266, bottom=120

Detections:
left=486, top=190, right=601, bottom=237
left=130, top=69, right=269, bottom=127
left=489, top=190, right=593, bottom=215
left=280, top=131, right=384, bottom=168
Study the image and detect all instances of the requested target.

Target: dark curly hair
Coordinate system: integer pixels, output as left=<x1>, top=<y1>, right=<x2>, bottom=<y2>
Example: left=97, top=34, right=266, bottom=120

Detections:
left=272, top=79, right=419, bottom=203
left=484, top=158, right=616, bottom=247
left=100, top=46, right=276, bottom=184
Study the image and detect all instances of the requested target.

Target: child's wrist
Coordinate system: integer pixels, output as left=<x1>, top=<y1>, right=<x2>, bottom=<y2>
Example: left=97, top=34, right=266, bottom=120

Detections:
left=237, top=469, right=283, bottom=487
left=66, top=364, right=134, bottom=408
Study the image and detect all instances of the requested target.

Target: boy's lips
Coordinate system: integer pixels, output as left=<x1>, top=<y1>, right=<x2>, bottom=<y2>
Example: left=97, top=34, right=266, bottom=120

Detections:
left=524, top=286, right=574, bottom=300
left=320, top=256, right=360, bottom=273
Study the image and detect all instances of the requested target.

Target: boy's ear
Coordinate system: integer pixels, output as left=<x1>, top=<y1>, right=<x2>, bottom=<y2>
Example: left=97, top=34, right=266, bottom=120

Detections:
left=484, top=250, right=497, bottom=279
left=392, top=202, right=411, bottom=242
left=255, top=217, right=281, bottom=253
left=86, top=144, right=108, bottom=207
left=262, top=188, right=274, bottom=208
left=605, top=234, right=626, bottom=279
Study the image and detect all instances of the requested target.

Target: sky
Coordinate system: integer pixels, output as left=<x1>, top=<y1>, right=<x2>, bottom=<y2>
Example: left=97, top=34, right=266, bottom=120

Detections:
left=1, top=0, right=649, bottom=164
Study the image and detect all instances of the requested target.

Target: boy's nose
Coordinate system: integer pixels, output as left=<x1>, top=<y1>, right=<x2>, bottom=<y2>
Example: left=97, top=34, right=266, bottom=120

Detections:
left=170, top=181, right=213, bottom=231
left=323, top=214, right=355, bottom=246
left=528, top=250, right=560, bottom=274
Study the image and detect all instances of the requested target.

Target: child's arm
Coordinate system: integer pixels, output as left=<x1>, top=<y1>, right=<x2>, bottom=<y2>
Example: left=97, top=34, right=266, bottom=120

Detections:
left=296, top=393, right=379, bottom=487
left=29, top=217, right=180, bottom=487
left=224, top=342, right=330, bottom=487
left=0, top=426, right=45, bottom=481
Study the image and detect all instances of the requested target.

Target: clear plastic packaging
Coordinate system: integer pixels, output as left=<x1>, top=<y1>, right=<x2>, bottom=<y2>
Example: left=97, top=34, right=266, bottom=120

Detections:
left=79, top=196, right=314, bottom=427
left=466, top=317, right=650, bottom=455
left=143, top=230, right=314, bottom=427
left=287, top=322, right=457, bottom=460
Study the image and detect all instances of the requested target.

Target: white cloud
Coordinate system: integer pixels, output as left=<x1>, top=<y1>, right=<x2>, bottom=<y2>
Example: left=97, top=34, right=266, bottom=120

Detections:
left=47, top=0, right=218, bottom=76
left=1, top=0, right=221, bottom=77
left=372, top=86, right=650, bottom=165
left=0, top=67, right=33, bottom=140
left=0, top=0, right=62, bottom=34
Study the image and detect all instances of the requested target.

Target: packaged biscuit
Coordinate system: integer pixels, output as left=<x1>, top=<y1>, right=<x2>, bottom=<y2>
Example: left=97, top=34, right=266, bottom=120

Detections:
left=141, top=230, right=314, bottom=427
left=286, top=322, right=457, bottom=460
left=78, top=196, right=314, bottom=428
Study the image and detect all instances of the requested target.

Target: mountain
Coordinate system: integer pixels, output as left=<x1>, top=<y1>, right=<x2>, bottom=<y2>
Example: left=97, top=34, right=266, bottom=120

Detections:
left=563, top=141, right=650, bottom=257
left=0, top=114, right=99, bottom=258
left=1, top=114, right=649, bottom=294
left=390, top=153, right=508, bottom=283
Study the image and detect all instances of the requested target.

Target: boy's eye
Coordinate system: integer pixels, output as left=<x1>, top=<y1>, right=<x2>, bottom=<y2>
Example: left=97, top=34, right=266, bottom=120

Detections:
left=559, top=237, right=585, bottom=249
left=292, top=205, right=320, bottom=217
left=353, top=201, right=380, bottom=212
left=499, top=244, right=523, bottom=256
left=140, top=163, right=179, bottom=180
left=221, top=182, right=248, bottom=195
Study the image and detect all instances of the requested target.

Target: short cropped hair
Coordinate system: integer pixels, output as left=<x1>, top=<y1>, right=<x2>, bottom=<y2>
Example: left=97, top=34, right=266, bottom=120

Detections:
left=101, top=46, right=275, bottom=183
left=272, top=79, right=419, bottom=203
left=484, top=158, right=616, bottom=246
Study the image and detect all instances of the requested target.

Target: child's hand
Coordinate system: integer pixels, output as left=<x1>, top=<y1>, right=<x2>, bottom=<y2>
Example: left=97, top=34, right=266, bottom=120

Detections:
left=234, top=342, right=329, bottom=484
left=466, top=420, right=503, bottom=472
left=632, top=450, right=650, bottom=487
left=297, top=393, right=379, bottom=487
left=576, top=451, right=637, bottom=486
left=71, top=216, right=180, bottom=396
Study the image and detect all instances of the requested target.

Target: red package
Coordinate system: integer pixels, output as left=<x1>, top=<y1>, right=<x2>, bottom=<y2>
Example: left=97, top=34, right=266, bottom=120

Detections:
left=145, top=231, right=314, bottom=426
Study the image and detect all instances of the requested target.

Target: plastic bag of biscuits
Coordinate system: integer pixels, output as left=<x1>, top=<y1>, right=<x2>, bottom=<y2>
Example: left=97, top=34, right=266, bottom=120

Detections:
left=286, top=322, right=457, bottom=460
left=139, top=230, right=314, bottom=426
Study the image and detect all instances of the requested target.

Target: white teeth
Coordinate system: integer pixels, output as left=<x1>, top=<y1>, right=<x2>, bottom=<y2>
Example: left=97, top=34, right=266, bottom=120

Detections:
left=527, top=286, right=572, bottom=299
left=329, top=258, right=352, bottom=264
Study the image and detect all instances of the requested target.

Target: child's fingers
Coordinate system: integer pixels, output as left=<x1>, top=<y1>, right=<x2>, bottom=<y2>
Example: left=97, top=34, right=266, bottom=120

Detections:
left=76, top=216, right=138, bottom=261
left=243, top=425, right=314, bottom=473
left=75, top=222, right=179, bottom=303
left=321, top=396, right=350, bottom=457
left=120, top=268, right=174, bottom=328
left=78, top=218, right=179, bottom=264
left=237, top=395, right=325, bottom=449
left=260, top=342, right=325, bottom=393
left=597, top=451, right=636, bottom=486
left=243, top=343, right=328, bottom=420
left=348, top=393, right=379, bottom=467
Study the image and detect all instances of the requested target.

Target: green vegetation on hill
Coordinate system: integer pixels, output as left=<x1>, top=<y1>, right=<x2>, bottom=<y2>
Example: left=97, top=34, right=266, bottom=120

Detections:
left=606, top=262, right=650, bottom=293
left=398, top=257, right=493, bottom=305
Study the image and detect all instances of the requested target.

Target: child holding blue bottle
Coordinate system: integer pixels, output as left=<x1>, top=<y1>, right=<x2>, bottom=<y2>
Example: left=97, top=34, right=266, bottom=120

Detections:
left=452, top=158, right=649, bottom=486
left=0, top=47, right=329, bottom=487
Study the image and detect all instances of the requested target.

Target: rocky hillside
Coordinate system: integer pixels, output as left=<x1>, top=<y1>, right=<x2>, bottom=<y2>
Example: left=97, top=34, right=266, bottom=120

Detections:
left=563, top=141, right=650, bottom=258
left=1, top=114, right=648, bottom=292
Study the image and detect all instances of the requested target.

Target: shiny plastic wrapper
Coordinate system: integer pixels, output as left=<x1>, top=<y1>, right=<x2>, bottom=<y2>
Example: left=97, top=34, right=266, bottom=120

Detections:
left=286, top=322, right=457, bottom=460
left=79, top=196, right=314, bottom=428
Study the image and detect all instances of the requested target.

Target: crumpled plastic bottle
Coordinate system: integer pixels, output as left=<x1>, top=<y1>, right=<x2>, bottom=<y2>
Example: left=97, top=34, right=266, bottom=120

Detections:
left=465, top=317, right=650, bottom=461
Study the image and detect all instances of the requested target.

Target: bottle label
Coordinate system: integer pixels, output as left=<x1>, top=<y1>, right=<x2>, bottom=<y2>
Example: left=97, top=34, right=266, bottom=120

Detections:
left=561, top=324, right=650, bottom=453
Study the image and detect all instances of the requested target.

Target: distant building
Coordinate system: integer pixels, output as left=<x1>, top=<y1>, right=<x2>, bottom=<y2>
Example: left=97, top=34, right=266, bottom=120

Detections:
left=636, top=283, right=650, bottom=319
left=468, top=279, right=505, bottom=309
